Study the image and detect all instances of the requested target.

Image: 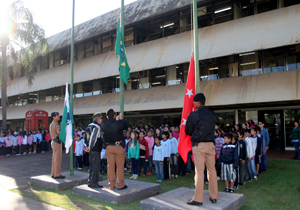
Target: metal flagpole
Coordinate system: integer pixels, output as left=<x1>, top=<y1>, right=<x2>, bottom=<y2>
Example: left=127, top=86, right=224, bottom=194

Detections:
left=193, top=0, right=201, bottom=94
left=119, top=0, right=125, bottom=117
left=69, top=0, right=75, bottom=176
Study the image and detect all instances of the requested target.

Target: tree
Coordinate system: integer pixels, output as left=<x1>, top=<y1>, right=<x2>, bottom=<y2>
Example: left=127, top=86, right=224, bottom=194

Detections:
left=0, top=0, right=49, bottom=130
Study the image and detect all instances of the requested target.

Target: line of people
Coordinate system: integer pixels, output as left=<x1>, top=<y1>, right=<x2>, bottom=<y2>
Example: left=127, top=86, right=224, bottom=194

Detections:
left=0, top=129, right=51, bottom=157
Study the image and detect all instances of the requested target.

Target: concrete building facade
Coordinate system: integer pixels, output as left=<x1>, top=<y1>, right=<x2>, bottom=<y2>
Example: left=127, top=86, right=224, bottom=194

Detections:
left=1, top=0, right=300, bottom=150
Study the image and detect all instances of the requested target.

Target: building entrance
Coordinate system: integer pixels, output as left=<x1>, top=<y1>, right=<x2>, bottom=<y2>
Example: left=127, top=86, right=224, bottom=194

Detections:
left=258, top=110, right=285, bottom=150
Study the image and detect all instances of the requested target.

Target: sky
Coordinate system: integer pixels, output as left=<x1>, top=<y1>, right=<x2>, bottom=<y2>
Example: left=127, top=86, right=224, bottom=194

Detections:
left=0, top=0, right=138, bottom=37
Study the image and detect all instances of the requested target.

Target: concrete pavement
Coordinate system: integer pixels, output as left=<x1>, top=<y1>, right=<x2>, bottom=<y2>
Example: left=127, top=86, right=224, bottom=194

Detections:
left=0, top=151, right=70, bottom=209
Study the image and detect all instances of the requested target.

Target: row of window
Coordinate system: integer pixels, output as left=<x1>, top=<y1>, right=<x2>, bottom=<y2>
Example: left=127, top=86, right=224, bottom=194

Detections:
left=7, top=0, right=300, bottom=80
left=6, top=44, right=300, bottom=108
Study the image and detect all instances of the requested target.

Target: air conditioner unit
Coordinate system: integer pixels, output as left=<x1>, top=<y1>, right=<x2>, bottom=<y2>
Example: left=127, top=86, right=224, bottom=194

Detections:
left=56, top=60, right=66, bottom=66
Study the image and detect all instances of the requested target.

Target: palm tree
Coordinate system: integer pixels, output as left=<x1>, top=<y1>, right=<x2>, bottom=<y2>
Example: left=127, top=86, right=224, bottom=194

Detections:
left=0, top=0, right=49, bottom=130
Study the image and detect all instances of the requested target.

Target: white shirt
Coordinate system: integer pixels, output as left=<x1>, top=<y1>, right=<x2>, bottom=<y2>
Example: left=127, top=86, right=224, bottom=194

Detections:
left=244, top=137, right=253, bottom=158
left=101, top=149, right=106, bottom=159
left=250, top=137, right=257, bottom=156
left=160, top=139, right=171, bottom=158
left=153, top=145, right=164, bottom=162
left=169, top=137, right=178, bottom=154
left=75, top=139, right=84, bottom=156
left=21, top=136, right=28, bottom=145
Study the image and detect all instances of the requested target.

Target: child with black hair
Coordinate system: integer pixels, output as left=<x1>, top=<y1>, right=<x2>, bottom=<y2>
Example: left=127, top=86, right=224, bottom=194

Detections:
left=75, top=134, right=84, bottom=171
left=230, top=131, right=240, bottom=190
left=128, top=131, right=140, bottom=179
left=161, top=131, right=171, bottom=180
left=218, top=133, right=239, bottom=193
left=244, top=129, right=255, bottom=181
left=5, top=132, right=13, bottom=157
left=253, top=127, right=262, bottom=177
left=153, top=137, right=164, bottom=183
left=0, top=132, right=6, bottom=157
left=138, top=131, right=149, bottom=177
left=237, top=130, right=247, bottom=187
left=215, top=129, right=224, bottom=179
left=169, top=131, right=179, bottom=179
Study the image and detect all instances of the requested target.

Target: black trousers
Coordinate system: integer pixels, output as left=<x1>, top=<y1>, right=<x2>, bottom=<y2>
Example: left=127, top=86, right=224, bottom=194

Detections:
left=89, top=151, right=101, bottom=187
left=163, top=157, right=170, bottom=180
left=178, top=155, right=186, bottom=176
left=170, top=154, right=178, bottom=175
left=76, top=156, right=83, bottom=168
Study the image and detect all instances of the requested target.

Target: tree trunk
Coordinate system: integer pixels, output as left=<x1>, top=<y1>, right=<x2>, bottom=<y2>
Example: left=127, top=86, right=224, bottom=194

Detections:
left=1, top=39, right=7, bottom=130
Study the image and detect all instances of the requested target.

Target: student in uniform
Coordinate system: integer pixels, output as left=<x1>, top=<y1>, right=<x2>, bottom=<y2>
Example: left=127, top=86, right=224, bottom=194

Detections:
left=161, top=131, right=171, bottom=180
left=153, top=137, right=164, bottom=183
left=169, top=130, right=179, bottom=179
left=237, top=130, right=247, bottom=187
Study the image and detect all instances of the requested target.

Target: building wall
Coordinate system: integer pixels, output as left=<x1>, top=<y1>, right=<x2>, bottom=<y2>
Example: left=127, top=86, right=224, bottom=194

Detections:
left=1, top=69, right=300, bottom=120
left=1, top=4, right=300, bottom=98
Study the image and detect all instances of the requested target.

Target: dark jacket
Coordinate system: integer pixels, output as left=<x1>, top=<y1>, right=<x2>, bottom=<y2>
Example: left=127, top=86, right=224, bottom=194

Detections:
left=185, top=106, right=216, bottom=143
left=255, top=136, right=262, bottom=157
left=292, top=126, right=300, bottom=140
left=86, top=121, right=102, bottom=152
left=238, top=140, right=247, bottom=161
left=101, top=119, right=129, bottom=147
left=218, top=142, right=239, bottom=168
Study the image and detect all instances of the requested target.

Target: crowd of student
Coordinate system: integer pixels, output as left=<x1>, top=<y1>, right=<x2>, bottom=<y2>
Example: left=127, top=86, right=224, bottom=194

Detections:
left=1, top=119, right=271, bottom=194
left=0, top=128, right=51, bottom=157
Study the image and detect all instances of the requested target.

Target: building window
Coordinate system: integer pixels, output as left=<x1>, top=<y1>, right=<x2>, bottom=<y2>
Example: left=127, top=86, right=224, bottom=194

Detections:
left=200, top=59, right=219, bottom=81
left=257, top=0, right=278, bottom=14
left=239, top=51, right=262, bottom=76
left=235, top=0, right=255, bottom=18
left=93, top=80, right=102, bottom=95
left=124, top=27, right=134, bottom=47
left=284, top=0, right=300, bottom=7
left=74, top=83, right=83, bottom=98
left=83, top=81, right=93, bottom=97
left=166, top=65, right=182, bottom=85
left=287, top=45, right=300, bottom=71
left=213, top=0, right=233, bottom=24
left=150, top=68, right=166, bottom=87
left=263, top=47, right=286, bottom=73
left=85, top=41, right=94, bottom=58
left=102, top=35, right=112, bottom=53
left=77, top=43, right=85, bottom=61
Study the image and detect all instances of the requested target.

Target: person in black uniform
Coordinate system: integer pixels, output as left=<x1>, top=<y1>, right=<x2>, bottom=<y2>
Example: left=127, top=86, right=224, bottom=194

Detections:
left=101, top=109, right=129, bottom=190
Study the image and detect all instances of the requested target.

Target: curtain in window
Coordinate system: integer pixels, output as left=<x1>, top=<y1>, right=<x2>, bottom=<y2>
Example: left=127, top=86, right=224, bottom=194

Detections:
left=166, top=65, right=177, bottom=85
left=139, top=77, right=150, bottom=89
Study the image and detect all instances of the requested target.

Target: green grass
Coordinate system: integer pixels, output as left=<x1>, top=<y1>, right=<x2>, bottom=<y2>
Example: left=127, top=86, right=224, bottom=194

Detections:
left=11, top=159, right=300, bottom=210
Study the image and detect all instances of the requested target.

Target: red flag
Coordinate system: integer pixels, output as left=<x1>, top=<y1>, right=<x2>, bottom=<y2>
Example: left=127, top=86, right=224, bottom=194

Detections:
left=178, top=54, right=196, bottom=163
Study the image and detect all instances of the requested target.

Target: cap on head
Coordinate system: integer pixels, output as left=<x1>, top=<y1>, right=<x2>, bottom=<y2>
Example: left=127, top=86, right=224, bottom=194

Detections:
left=14, top=132, right=18, bottom=135
left=51, top=112, right=59, bottom=118
left=193, top=93, right=206, bottom=105
left=92, top=112, right=102, bottom=119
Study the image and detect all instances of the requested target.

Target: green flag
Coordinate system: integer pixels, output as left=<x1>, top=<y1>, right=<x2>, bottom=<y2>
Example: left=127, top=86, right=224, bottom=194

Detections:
left=115, top=22, right=130, bottom=85
left=59, top=83, right=74, bottom=153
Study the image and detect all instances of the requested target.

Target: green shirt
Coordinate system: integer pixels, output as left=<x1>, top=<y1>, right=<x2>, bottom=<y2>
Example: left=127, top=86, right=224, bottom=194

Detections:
left=292, top=126, right=300, bottom=141
left=128, top=141, right=140, bottom=160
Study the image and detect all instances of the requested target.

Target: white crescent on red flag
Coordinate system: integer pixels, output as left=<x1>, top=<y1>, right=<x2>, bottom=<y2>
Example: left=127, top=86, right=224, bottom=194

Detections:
left=178, top=54, right=196, bottom=163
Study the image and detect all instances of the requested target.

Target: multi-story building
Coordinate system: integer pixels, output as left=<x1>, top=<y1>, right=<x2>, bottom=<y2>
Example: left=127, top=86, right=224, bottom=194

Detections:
left=1, top=0, right=300, bottom=151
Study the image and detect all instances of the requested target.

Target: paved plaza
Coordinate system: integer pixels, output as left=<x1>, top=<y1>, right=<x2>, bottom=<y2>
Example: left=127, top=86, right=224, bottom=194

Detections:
left=0, top=151, right=70, bottom=190
left=0, top=151, right=70, bottom=210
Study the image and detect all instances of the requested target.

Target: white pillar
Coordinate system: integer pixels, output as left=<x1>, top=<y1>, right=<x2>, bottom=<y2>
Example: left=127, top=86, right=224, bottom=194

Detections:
left=235, top=110, right=239, bottom=125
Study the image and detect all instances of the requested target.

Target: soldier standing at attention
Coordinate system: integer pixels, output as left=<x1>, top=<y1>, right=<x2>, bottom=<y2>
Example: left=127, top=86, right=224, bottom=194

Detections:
left=50, top=112, right=65, bottom=179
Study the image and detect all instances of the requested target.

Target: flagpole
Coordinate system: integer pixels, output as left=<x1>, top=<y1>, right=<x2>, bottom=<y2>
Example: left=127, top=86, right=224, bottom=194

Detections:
left=119, top=0, right=125, bottom=117
left=69, top=0, right=75, bottom=176
left=193, top=0, right=200, bottom=94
